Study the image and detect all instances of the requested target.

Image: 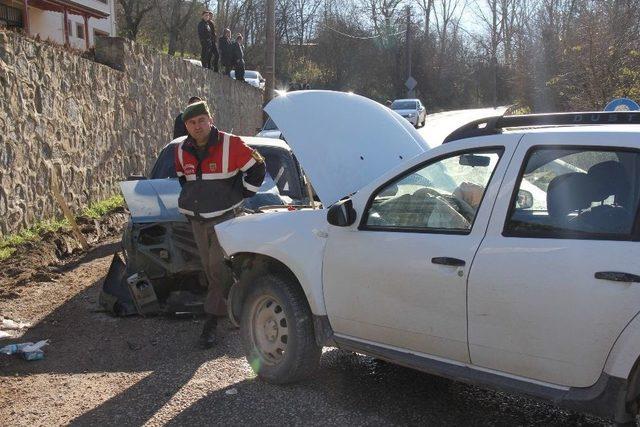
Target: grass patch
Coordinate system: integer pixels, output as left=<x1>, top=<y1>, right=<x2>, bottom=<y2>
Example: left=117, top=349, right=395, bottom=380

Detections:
left=82, top=195, right=124, bottom=219
left=0, top=195, right=124, bottom=262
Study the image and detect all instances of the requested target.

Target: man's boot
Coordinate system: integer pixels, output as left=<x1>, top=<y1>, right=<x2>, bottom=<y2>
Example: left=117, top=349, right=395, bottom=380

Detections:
left=199, top=315, right=217, bottom=349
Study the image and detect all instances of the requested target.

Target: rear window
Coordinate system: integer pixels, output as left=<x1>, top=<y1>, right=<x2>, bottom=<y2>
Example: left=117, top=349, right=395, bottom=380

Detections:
left=149, top=144, right=177, bottom=179
left=391, top=101, right=417, bottom=110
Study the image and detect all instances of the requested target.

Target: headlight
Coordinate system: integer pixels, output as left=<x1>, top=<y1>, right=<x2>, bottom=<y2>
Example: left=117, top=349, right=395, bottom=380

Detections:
left=408, top=113, right=416, bottom=118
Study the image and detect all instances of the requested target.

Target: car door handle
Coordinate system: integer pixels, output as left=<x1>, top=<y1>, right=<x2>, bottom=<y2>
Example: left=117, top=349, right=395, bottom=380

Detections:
left=595, top=271, right=640, bottom=283
left=432, top=257, right=466, bottom=267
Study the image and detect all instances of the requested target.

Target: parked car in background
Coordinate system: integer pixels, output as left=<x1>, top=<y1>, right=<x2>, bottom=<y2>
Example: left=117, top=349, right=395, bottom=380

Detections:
left=230, top=70, right=265, bottom=90
left=256, top=116, right=282, bottom=139
left=215, top=90, right=640, bottom=425
left=390, top=98, right=427, bottom=127
left=101, top=136, right=309, bottom=316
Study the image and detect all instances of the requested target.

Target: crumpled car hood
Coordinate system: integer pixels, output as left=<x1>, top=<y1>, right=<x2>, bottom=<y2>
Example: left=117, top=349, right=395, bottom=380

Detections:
left=120, top=179, right=185, bottom=223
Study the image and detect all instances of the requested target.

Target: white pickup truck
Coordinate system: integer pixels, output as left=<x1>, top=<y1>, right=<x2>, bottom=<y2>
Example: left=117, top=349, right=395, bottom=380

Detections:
left=216, top=91, right=640, bottom=424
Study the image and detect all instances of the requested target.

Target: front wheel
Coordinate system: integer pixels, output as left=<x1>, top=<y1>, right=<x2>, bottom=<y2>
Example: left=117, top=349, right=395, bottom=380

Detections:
left=240, top=274, right=321, bottom=383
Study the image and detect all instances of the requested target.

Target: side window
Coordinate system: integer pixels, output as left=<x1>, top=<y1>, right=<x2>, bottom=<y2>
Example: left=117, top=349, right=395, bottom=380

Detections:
left=258, top=148, right=303, bottom=200
left=365, top=149, right=503, bottom=232
left=505, top=147, right=640, bottom=238
left=263, top=117, right=278, bottom=131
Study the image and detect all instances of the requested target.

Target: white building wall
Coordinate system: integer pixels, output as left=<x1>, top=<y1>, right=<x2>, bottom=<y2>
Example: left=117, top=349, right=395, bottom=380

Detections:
left=28, top=7, right=64, bottom=44
left=27, top=0, right=116, bottom=49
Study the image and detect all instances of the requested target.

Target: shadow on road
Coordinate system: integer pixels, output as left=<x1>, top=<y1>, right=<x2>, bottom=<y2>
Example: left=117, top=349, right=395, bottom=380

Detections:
left=0, top=241, right=607, bottom=426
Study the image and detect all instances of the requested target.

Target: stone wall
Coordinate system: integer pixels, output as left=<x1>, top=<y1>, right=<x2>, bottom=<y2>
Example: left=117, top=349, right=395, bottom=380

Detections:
left=0, top=30, right=263, bottom=237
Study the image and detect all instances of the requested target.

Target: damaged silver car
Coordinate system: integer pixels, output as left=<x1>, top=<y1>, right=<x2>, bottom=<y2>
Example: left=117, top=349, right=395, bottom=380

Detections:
left=100, top=137, right=311, bottom=316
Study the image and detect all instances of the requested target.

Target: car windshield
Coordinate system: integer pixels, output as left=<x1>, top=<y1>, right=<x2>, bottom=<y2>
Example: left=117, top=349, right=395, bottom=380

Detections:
left=245, top=71, right=258, bottom=79
left=149, top=143, right=304, bottom=202
left=391, top=101, right=417, bottom=110
left=262, top=117, right=278, bottom=131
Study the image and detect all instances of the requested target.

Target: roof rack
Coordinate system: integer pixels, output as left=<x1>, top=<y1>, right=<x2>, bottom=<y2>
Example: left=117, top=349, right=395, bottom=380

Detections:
left=443, top=111, right=640, bottom=143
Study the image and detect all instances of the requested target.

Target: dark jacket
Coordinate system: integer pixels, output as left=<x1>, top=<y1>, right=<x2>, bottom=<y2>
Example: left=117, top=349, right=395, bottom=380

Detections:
left=173, top=113, right=187, bottom=139
left=198, top=20, right=215, bottom=47
left=231, top=41, right=244, bottom=66
left=174, top=127, right=266, bottom=219
left=219, top=36, right=232, bottom=66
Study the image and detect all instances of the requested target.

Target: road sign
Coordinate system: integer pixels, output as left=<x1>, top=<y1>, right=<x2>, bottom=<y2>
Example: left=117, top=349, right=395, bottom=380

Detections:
left=604, top=98, right=640, bottom=112
left=405, top=76, right=417, bottom=91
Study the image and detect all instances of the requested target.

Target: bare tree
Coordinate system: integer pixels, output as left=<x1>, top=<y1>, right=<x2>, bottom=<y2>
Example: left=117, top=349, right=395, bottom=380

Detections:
left=292, top=0, right=323, bottom=45
left=118, top=0, right=154, bottom=40
left=155, top=0, right=198, bottom=55
left=414, top=0, right=434, bottom=34
left=433, top=0, right=465, bottom=77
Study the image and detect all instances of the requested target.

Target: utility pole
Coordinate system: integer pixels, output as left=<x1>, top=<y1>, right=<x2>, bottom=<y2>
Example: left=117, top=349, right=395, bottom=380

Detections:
left=405, top=6, right=413, bottom=98
left=265, top=0, right=276, bottom=105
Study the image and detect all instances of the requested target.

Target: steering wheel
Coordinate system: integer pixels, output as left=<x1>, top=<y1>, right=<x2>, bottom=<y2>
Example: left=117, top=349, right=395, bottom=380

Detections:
left=417, top=187, right=476, bottom=222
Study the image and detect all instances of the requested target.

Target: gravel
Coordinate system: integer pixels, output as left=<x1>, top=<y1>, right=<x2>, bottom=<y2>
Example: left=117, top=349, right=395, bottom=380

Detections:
left=0, top=239, right=610, bottom=426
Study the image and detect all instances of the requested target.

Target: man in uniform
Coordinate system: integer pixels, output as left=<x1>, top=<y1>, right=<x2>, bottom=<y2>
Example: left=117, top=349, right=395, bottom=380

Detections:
left=175, top=101, right=266, bottom=348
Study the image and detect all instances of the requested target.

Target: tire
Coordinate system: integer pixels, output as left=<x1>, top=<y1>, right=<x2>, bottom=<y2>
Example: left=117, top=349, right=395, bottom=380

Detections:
left=240, top=273, right=321, bottom=383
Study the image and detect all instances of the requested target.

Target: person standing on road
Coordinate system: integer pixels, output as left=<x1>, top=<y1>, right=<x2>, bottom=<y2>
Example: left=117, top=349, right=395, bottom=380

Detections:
left=173, top=96, right=202, bottom=139
left=198, top=11, right=218, bottom=71
left=175, top=101, right=266, bottom=349
left=232, top=33, right=245, bottom=82
left=219, top=28, right=233, bottom=76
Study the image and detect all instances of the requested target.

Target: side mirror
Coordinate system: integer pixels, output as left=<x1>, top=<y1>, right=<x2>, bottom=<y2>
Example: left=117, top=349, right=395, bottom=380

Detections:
left=327, top=199, right=357, bottom=227
left=516, top=189, right=534, bottom=209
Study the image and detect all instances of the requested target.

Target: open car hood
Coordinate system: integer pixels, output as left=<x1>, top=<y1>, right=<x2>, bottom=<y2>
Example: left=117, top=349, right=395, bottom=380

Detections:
left=266, top=91, right=508, bottom=206
left=265, top=91, right=430, bottom=206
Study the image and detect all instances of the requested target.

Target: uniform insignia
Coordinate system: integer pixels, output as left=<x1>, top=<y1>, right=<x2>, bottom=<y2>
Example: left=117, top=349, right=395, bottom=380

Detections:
left=209, top=162, right=217, bottom=171
left=252, top=150, right=265, bottom=163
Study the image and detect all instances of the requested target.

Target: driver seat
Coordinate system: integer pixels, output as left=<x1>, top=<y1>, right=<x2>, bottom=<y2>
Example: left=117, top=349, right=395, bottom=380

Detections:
left=546, top=172, right=594, bottom=227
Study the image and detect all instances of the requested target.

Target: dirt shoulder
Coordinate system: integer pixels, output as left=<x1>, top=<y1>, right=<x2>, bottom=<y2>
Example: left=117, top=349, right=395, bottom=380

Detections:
left=0, top=212, right=606, bottom=427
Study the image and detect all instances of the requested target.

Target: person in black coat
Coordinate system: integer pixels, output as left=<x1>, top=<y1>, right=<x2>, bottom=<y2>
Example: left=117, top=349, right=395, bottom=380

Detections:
left=173, top=96, right=202, bottom=139
left=231, top=33, right=245, bottom=82
left=197, top=11, right=218, bottom=71
left=218, top=28, right=233, bottom=76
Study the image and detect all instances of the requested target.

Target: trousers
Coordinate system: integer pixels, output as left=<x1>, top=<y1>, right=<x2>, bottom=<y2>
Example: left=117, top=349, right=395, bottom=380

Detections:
left=200, top=44, right=219, bottom=71
left=190, top=209, right=236, bottom=316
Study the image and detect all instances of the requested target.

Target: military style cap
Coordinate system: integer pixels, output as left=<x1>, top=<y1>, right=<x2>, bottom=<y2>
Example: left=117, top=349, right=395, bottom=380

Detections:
left=182, top=101, right=211, bottom=122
